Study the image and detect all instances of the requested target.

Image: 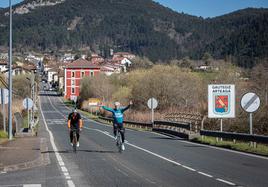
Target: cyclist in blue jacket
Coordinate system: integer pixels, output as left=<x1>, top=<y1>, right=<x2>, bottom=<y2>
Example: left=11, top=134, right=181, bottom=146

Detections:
left=101, top=101, right=133, bottom=150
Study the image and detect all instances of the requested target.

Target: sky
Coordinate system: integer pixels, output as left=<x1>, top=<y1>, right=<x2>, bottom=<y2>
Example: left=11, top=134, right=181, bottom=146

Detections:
left=0, top=0, right=268, bottom=18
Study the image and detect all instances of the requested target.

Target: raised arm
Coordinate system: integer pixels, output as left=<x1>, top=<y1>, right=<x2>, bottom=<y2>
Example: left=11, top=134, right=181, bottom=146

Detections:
left=102, top=106, right=114, bottom=113
left=121, top=101, right=133, bottom=112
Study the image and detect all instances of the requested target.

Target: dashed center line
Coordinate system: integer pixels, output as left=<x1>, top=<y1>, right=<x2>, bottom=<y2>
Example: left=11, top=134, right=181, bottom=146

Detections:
left=216, top=178, right=236, bottom=186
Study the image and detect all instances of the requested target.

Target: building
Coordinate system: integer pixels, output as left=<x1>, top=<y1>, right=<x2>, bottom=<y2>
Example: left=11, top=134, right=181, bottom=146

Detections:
left=112, top=52, right=136, bottom=60
left=2, top=65, right=36, bottom=78
left=0, top=53, right=8, bottom=60
left=0, top=60, right=8, bottom=72
left=101, top=63, right=122, bottom=76
left=113, top=57, right=132, bottom=67
left=90, top=54, right=104, bottom=64
left=62, top=53, right=75, bottom=63
left=64, top=58, right=101, bottom=99
left=47, top=68, right=59, bottom=84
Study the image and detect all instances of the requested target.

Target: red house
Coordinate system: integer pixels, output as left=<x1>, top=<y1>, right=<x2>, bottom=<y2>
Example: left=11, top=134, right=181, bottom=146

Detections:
left=64, top=58, right=100, bottom=99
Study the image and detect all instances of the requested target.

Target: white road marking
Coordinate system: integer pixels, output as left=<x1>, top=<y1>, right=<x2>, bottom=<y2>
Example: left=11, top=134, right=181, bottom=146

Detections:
left=198, top=172, right=213, bottom=178
left=39, top=98, right=75, bottom=187
left=216, top=178, right=236, bottom=186
left=181, top=165, right=196, bottom=171
left=67, top=180, right=75, bottom=187
left=61, top=166, right=68, bottom=172
left=23, top=184, right=42, bottom=187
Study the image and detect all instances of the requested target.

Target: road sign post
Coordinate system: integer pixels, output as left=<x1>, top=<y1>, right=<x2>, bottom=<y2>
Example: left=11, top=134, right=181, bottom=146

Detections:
left=220, top=119, right=223, bottom=141
left=23, top=98, right=33, bottom=129
left=0, top=88, right=8, bottom=132
left=241, top=92, right=260, bottom=147
left=8, top=0, right=13, bottom=140
left=208, top=85, right=235, bottom=141
left=147, top=98, right=158, bottom=125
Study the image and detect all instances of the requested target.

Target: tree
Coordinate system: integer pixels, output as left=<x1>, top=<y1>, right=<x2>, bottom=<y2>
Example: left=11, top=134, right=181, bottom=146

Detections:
left=202, top=52, right=213, bottom=66
left=251, top=59, right=268, bottom=106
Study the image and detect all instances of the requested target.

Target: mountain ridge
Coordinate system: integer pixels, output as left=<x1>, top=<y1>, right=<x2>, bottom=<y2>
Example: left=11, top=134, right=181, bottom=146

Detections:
left=0, top=0, right=267, bottom=67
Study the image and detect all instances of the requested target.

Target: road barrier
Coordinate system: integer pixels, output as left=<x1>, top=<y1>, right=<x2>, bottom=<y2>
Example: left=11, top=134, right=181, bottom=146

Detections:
left=98, top=116, right=152, bottom=129
left=98, top=117, right=192, bottom=138
left=200, top=130, right=268, bottom=144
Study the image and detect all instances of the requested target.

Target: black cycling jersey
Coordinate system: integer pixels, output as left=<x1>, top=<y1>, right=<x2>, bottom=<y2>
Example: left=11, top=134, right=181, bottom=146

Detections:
left=68, top=112, right=81, bottom=129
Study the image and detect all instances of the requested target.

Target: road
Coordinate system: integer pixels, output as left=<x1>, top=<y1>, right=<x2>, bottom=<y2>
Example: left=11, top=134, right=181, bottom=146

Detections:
left=1, top=93, right=268, bottom=187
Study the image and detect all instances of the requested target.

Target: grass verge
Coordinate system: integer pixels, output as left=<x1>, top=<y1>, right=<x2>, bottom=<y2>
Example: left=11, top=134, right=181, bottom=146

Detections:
left=193, top=136, right=268, bottom=156
left=22, top=114, right=29, bottom=129
left=0, top=130, right=8, bottom=138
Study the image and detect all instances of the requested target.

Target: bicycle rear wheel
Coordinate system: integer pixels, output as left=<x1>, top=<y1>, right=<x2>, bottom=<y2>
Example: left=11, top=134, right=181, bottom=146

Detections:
left=117, top=131, right=122, bottom=153
left=73, top=133, right=77, bottom=153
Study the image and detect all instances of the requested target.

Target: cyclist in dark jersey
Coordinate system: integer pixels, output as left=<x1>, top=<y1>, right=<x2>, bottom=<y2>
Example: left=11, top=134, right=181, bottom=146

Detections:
left=68, top=109, right=83, bottom=147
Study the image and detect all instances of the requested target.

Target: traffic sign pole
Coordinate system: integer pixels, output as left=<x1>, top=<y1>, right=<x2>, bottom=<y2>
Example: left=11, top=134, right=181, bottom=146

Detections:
left=241, top=92, right=260, bottom=148
left=151, top=99, right=154, bottom=125
left=147, top=98, right=158, bottom=126
left=220, top=119, right=223, bottom=141
left=27, top=98, right=29, bottom=129
left=249, top=113, right=253, bottom=135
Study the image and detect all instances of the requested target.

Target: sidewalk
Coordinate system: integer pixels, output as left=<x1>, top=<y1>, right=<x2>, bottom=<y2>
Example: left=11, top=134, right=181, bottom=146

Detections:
left=0, top=136, right=50, bottom=173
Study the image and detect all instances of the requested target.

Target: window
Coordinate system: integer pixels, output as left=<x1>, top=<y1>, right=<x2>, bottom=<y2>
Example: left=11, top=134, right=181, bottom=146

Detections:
left=71, top=87, right=75, bottom=94
left=90, top=71, right=94, bottom=77
left=81, top=71, right=85, bottom=77
left=71, top=79, right=75, bottom=86
left=71, top=71, right=75, bottom=78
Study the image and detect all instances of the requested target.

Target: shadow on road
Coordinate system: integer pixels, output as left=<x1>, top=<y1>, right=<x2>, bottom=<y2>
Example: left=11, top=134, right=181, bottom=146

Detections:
left=149, top=136, right=182, bottom=140
left=41, top=149, right=117, bottom=154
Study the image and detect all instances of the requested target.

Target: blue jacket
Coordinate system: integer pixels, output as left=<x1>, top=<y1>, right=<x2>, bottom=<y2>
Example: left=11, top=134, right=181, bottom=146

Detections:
left=102, top=105, right=130, bottom=124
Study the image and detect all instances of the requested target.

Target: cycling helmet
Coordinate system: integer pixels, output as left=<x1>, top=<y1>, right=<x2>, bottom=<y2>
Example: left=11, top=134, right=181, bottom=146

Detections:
left=114, top=102, right=121, bottom=107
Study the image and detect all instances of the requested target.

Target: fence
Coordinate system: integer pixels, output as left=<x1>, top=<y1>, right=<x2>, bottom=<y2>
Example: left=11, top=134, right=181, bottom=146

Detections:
left=200, top=130, right=268, bottom=144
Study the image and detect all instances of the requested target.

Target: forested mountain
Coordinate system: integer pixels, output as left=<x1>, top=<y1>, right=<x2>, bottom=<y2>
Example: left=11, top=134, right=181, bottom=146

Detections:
left=0, top=0, right=267, bottom=67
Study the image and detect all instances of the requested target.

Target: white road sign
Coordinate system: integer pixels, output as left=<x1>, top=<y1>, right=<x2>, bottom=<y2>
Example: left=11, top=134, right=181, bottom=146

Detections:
left=23, top=98, right=33, bottom=110
left=147, top=98, right=158, bottom=109
left=208, top=84, right=235, bottom=118
left=241, top=92, right=260, bottom=113
left=0, top=88, right=9, bottom=104
left=70, top=95, right=77, bottom=103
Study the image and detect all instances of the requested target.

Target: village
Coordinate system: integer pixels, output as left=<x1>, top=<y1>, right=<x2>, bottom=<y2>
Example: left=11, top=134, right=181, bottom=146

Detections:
left=0, top=51, right=136, bottom=99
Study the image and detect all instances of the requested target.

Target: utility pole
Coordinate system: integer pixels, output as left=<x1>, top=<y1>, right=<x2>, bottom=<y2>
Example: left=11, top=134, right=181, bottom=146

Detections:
left=8, top=0, right=13, bottom=140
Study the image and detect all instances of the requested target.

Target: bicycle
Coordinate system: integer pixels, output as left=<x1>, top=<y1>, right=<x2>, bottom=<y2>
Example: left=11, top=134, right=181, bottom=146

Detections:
left=72, top=128, right=78, bottom=153
left=116, top=127, right=124, bottom=153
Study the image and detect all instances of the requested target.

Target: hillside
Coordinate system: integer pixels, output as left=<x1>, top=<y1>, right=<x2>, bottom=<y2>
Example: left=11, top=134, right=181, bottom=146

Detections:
left=0, top=0, right=267, bottom=67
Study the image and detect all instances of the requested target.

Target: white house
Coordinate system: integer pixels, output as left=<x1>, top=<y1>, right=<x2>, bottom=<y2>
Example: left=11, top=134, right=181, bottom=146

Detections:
left=0, top=53, right=8, bottom=60
left=47, top=68, right=58, bottom=84
left=0, top=61, right=8, bottom=72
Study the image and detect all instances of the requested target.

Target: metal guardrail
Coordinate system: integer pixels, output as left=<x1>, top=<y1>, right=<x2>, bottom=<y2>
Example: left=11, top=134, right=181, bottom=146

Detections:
left=98, top=116, right=152, bottom=128
left=154, top=120, right=191, bottom=130
left=98, top=117, right=192, bottom=138
left=200, top=130, right=268, bottom=144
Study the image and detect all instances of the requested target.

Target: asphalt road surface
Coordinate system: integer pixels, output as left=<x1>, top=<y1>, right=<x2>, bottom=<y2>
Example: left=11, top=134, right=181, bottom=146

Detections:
left=1, top=93, right=268, bottom=187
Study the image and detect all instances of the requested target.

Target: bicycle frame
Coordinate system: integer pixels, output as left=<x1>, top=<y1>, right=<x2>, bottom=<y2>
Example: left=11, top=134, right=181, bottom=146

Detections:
left=116, top=128, right=123, bottom=153
left=72, top=129, right=78, bottom=153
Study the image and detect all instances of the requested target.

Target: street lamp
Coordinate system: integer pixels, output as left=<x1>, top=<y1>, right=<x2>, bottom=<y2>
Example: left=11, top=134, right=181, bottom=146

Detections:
left=8, top=0, right=13, bottom=140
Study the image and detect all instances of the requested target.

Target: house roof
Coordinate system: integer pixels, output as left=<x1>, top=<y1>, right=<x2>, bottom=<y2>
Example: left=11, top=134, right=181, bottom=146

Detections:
left=2, top=65, right=32, bottom=73
left=114, top=52, right=134, bottom=56
left=47, top=67, right=59, bottom=72
left=65, top=58, right=100, bottom=69
left=0, top=61, right=7, bottom=65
